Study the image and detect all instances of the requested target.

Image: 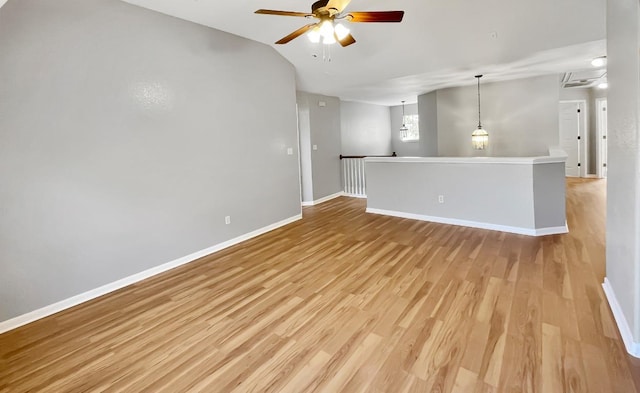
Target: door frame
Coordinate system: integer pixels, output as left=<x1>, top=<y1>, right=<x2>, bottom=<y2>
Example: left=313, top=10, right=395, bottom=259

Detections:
left=596, top=97, right=607, bottom=178
left=559, top=100, right=589, bottom=178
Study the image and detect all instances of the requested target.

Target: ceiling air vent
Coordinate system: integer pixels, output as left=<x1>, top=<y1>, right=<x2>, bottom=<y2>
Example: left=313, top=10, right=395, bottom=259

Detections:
left=561, top=70, right=607, bottom=89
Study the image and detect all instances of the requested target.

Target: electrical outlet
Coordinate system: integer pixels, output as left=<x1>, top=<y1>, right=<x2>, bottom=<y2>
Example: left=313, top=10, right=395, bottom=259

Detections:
left=438, top=195, right=444, bottom=204
left=225, top=216, right=231, bottom=225
left=313, top=145, right=318, bottom=151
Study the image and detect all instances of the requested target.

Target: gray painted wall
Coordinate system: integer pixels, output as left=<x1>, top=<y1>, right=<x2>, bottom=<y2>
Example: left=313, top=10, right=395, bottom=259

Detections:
left=390, top=102, right=437, bottom=157
left=436, top=75, right=560, bottom=157
left=606, top=0, right=640, bottom=342
left=418, top=92, right=439, bottom=157
left=366, top=162, right=533, bottom=229
left=366, top=160, right=567, bottom=231
left=390, top=103, right=417, bottom=156
left=532, top=163, right=566, bottom=228
left=296, top=92, right=342, bottom=201
left=0, top=0, right=301, bottom=321
left=365, top=159, right=566, bottom=232
left=340, top=101, right=391, bottom=156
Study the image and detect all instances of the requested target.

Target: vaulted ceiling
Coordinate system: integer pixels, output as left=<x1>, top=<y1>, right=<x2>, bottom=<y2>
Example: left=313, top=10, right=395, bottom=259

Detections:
left=121, top=0, right=606, bottom=105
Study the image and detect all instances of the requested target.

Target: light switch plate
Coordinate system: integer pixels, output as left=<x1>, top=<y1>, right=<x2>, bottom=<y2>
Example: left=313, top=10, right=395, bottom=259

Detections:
left=313, top=145, right=318, bottom=150
left=287, top=147, right=293, bottom=155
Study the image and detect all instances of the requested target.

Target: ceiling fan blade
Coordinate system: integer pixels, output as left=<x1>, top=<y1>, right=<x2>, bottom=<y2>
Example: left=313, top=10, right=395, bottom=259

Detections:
left=275, top=23, right=317, bottom=44
left=336, top=32, right=356, bottom=47
left=255, top=9, right=313, bottom=17
left=346, top=11, right=404, bottom=23
left=326, top=0, right=352, bottom=13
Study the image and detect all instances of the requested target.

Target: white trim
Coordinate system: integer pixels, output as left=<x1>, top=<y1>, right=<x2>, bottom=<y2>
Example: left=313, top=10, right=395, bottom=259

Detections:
left=584, top=174, right=599, bottom=178
left=0, top=214, right=302, bottom=334
left=366, top=208, right=568, bottom=237
left=532, top=224, right=570, bottom=236
left=364, top=155, right=566, bottom=165
left=343, top=193, right=367, bottom=199
left=602, top=278, right=640, bottom=358
left=0, top=0, right=7, bottom=8
left=301, top=191, right=344, bottom=206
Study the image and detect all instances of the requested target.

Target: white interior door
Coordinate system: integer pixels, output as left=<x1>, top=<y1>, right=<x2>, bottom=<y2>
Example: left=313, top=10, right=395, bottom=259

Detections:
left=559, top=102, right=581, bottom=177
left=596, top=98, right=608, bottom=178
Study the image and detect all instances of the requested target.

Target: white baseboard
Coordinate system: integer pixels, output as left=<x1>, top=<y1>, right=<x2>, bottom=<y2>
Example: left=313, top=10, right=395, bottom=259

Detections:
left=532, top=223, right=569, bottom=236
left=343, top=193, right=367, bottom=199
left=301, top=191, right=344, bottom=206
left=602, top=278, right=640, bottom=358
left=0, top=214, right=302, bottom=335
left=365, top=208, right=568, bottom=237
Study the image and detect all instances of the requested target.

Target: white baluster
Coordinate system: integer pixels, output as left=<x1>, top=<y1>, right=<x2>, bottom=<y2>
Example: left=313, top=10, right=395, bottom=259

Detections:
left=341, top=158, right=367, bottom=197
left=357, top=159, right=362, bottom=196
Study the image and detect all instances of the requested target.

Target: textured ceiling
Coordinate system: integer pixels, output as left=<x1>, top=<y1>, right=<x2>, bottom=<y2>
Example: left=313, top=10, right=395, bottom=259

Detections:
left=120, top=0, right=606, bottom=105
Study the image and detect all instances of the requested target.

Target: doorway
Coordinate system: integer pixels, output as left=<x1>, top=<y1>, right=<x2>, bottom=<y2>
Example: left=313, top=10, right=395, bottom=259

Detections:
left=596, top=98, right=608, bottom=178
left=559, top=100, right=588, bottom=177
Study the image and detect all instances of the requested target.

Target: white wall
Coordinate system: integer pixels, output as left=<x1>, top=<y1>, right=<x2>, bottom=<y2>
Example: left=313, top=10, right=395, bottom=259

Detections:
left=436, top=75, right=560, bottom=157
left=605, top=0, right=640, bottom=351
left=0, top=0, right=301, bottom=322
left=340, top=101, right=391, bottom=156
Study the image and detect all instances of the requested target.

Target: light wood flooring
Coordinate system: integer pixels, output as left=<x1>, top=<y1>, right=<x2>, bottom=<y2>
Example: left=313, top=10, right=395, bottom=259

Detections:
left=1, top=178, right=638, bottom=392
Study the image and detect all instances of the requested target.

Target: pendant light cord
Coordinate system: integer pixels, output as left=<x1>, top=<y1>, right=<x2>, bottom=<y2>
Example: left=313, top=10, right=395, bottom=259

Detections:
left=476, top=75, right=482, bottom=129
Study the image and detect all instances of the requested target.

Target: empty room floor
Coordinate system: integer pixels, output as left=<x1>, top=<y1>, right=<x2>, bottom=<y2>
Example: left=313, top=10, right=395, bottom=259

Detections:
left=0, top=178, right=638, bottom=392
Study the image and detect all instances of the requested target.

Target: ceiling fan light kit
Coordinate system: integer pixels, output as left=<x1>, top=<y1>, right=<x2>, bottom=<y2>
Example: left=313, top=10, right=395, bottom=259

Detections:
left=255, top=0, right=404, bottom=47
left=307, top=28, right=321, bottom=43
left=334, top=23, right=350, bottom=40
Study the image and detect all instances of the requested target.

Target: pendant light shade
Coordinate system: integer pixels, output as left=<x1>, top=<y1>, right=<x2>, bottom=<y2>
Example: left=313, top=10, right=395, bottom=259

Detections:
left=400, top=101, right=409, bottom=140
left=472, top=75, right=489, bottom=150
left=472, top=128, right=489, bottom=150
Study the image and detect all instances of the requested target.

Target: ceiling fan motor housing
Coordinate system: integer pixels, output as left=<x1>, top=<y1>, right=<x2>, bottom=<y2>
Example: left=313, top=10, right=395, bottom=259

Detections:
left=312, top=0, right=333, bottom=16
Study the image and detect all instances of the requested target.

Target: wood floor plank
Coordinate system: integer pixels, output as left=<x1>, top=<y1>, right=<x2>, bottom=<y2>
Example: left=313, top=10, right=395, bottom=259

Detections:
left=0, top=178, right=637, bottom=392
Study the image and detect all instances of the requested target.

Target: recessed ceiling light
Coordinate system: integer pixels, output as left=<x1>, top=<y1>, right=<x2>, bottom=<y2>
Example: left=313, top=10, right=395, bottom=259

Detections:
left=591, top=56, right=607, bottom=67
left=598, top=82, right=609, bottom=89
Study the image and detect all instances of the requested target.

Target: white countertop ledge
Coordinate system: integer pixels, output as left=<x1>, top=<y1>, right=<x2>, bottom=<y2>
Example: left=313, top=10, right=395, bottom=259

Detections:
left=364, top=155, right=567, bottom=165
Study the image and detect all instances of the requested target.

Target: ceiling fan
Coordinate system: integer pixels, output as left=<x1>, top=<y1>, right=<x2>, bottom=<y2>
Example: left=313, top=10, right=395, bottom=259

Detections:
left=255, top=0, right=404, bottom=47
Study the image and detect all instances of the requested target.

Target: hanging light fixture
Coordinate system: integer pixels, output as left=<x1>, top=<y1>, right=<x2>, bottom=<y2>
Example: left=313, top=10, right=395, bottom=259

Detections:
left=400, top=101, right=409, bottom=140
left=471, top=75, right=489, bottom=150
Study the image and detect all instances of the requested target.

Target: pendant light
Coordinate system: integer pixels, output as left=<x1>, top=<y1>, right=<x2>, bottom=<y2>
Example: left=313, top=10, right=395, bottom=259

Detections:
left=471, top=75, right=489, bottom=150
left=400, top=101, right=409, bottom=140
